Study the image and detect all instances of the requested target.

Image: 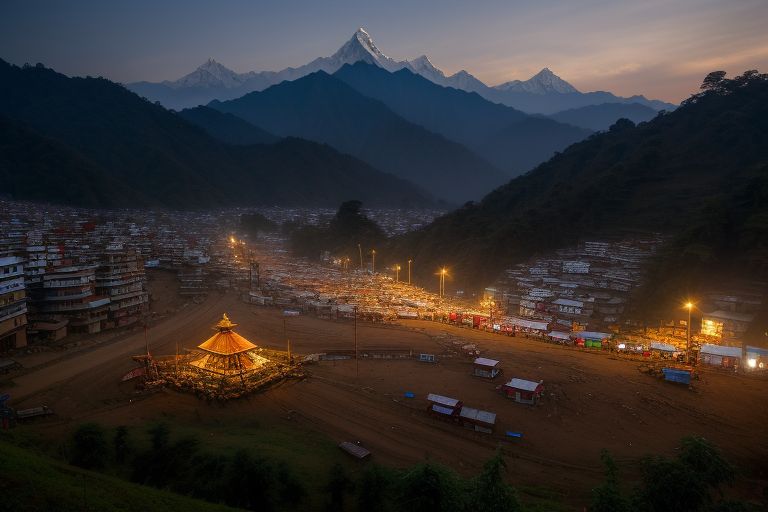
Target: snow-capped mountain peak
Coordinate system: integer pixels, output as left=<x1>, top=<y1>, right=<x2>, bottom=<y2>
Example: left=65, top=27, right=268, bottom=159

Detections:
left=327, top=27, right=404, bottom=72
left=493, top=68, right=578, bottom=94
left=406, top=55, right=446, bottom=82
left=170, top=58, right=246, bottom=89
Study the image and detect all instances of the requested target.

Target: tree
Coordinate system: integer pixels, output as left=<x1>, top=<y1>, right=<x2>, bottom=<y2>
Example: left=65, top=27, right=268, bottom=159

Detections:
left=591, top=450, right=629, bottom=512
left=358, top=465, right=395, bottom=512
left=632, top=437, right=739, bottom=512
left=327, top=200, right=385, bottom=253
left=677, top=436, right=734, bottom=490
left=468, top=452, right=520, bottom=512
left=398, top=463, right=465, bottom=512
left=148, top=422, right=170, bottom=451
left=700, top=71, right=727, bottom=92
left=70, top=423, right=108, bottom=469
left=325, top=463, right=354, bottom=512
left=113, top=425, right=130, bottom=465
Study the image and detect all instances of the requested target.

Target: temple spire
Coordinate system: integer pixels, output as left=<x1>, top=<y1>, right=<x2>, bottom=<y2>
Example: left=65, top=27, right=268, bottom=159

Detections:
left=215, top=312, right=237, bottom=331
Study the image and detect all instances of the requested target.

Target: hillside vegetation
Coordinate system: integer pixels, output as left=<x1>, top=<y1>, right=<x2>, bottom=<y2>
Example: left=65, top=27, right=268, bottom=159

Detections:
left=394, top=70, right=768, bottom=313
left=0, top=60, right=429, bottom=208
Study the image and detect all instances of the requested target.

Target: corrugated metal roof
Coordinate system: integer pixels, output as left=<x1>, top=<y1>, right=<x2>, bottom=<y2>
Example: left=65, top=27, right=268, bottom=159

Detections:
left=747, top=346, right=768, bottom=356
left=339, top=442, right=370, bottom=459
left=473, top=357, right=500, bottom=367
left=431, top=404, right=455, bottom=415
left=704, top=310, right=754, bottom=322
left=476, top=410, right=497, bottom=425
left=576, top=331, right=612, bottom=340
left=700, top=344, right=742, bottom=357
left=427, top=393, right=460, bottom=407
left=650, top=342, right=677, bottom=352
left=503, top=316, right=549, bottom=330
left=505, top=378, right=541, bottom=392
left=459, top=407, right=496, bottom=425
left=548, top=331, right=570, bottom=340
left=553, top=298, right=583, bottom=307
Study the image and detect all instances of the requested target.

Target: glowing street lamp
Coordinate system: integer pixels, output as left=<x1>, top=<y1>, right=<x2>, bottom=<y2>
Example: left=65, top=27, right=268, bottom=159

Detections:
left=371, top=249, right=376, bottom=273
left=438, top=267, right=448, bottom=298
left=394, top=264, right=401, bottom=282
left=684, top=301, right=695, bottom=364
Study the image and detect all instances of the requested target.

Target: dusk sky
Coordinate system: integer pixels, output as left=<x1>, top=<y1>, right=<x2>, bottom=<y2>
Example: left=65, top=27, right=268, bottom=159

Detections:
left=2, top=0, right=766, bottom=103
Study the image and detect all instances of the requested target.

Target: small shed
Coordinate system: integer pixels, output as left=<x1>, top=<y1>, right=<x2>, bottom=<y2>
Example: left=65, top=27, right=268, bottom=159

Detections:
left=426, top=393, right=462, bottom=419
left=650, top=341, right=678, bottom=358
left=472, top=357, right=502, bottom=379
left=339, top=441, right=371, bottom=459
left=501, top=378, right=543, bottom=405
left=575, top=331, right=612, bottom=349
left=459, top=406, right=497, bottom=434
left=699, top=344, right=742, bottom=369
left=547, top=331, right=570, bottom=343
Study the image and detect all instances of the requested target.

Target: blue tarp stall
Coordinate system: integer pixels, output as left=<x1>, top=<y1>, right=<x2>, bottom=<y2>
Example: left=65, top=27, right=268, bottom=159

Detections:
left=662, top=368, right=692, bottom=385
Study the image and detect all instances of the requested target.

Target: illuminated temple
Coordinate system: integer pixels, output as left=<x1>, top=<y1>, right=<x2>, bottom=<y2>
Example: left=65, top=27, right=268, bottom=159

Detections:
left=189, top=313, right=269, bottom=377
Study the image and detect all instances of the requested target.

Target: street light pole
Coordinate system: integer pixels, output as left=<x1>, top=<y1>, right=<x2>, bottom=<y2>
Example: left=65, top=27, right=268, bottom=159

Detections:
left=408, top=259, right=412, bottom=285
left=371, top=249, right=376, bottom=273
left=358, top=244, right=363, bottom=269
left=354, top=305, right=359, bottom=379
left=685, top=302, right=693, bottom=364
left=395, top=265, right=400, bottom=282
left=489, top=300, right=495, bottom=328
left=438, top=267, right=447, bottom=298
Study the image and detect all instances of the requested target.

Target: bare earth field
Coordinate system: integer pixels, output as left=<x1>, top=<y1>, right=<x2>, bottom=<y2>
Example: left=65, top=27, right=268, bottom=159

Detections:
left=7, top=280, right=768, bottom=508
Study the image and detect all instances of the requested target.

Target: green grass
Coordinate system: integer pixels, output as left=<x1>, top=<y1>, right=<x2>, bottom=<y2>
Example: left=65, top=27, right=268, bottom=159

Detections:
left=119, top=414, right=360, bottom=510
left=0, top=439, right=239, bottom=512
left=518, top=485, right=573, bottom=512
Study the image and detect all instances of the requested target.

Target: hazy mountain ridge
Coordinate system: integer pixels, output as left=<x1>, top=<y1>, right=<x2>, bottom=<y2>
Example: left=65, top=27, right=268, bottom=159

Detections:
left=333, top=62, right=591, bottom=176
left=177, top=106, right=280, bottom=145
left=0, top=59, right=431, bottom=208
left=209, top=70, right=508, bottom=203
left=549, top=102, right=659, bottom=131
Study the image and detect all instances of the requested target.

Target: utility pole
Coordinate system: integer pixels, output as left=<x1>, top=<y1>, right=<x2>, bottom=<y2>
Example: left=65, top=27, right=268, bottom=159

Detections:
left=358, top=244, right=363, bottom=269
left=408, top=259, right=412, bottom=285
left=354, top=305, right=359, bottom=379
left=685, top=302, right=693, bottom=364
left=371, top=249, right=376, bottom=273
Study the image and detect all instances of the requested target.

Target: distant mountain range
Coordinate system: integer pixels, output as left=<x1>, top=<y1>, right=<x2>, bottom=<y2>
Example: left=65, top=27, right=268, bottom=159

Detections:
left=209, top=69, right=508, bottom=203
left=332, top=62, right=591, bottom=174
left=548, top=102, right=658, bottom=131
left=0, top=60, right=431, bottom=208
left=127, top=27, right=676, bottom=116
left=393, top=71, right=768, bottom=312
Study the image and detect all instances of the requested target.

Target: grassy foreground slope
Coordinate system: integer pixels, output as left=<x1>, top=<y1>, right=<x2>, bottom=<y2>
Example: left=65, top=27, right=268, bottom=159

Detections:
left=0, top=440, right=237, bottom=512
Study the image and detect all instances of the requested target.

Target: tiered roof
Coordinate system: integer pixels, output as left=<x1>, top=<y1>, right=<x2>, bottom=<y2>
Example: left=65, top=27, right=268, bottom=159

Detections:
left=190, top=313, right=266, bottom=375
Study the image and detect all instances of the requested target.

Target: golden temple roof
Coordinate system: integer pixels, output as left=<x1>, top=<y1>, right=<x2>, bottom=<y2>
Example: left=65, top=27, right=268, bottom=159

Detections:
left=197, top=313, right=258, bottom=356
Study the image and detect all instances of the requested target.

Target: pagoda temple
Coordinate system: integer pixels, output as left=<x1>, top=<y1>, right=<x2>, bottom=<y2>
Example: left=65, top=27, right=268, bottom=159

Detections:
left=189, top=313, right=268, bottom=377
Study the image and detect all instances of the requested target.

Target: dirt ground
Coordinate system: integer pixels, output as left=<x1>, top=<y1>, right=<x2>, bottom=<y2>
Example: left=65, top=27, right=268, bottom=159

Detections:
left=7, top=277, right=768, bottom=508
